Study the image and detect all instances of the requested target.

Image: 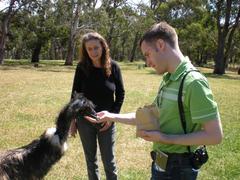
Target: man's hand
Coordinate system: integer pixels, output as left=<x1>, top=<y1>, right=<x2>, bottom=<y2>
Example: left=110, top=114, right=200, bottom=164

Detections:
left=137, top=119, right=223, bottom=146
left=137, top=130, right=167, bottom=143
left=85, top=111, right=136, bottom=125
left=84, top=111, right=112, bottom=124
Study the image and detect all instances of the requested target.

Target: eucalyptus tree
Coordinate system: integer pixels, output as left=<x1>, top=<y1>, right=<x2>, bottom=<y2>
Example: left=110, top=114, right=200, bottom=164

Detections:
left=46, top=0, right=72, bottom=60
left=128, top=2, right=155, bottom=61
left=104, top=4, right=137, bottom=60
left=64, top=0, right=99, bottom=65
left=4, top=11, right=33, bottom=59
left=64, top=0, right=82, bottom=65
left=101, top=0, right=122, bottom=47
left=30, top=0, right=57, bottom=63
left=228, top=29, right=240, bottom=72
left=119, top=5, right=139, bottom=61
left=64, top=0, right=134, bottom=63
left=210, top=0, right=240, bottom=74
left=140, top=0, right=212, bottom=65
left=169, top=1, right=216, bottom=65
left=0, top=0, right=41, bottom=64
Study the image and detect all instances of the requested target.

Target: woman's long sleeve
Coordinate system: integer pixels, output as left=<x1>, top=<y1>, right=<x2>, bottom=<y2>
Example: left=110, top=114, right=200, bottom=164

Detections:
left=71, top=64, right=84, bottom=99
left=111, top=64, right=125, bottom=113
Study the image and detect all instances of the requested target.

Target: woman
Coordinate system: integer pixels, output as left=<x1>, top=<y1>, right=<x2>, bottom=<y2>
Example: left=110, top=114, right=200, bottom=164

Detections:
left=70, top=32, right=125, bottom=180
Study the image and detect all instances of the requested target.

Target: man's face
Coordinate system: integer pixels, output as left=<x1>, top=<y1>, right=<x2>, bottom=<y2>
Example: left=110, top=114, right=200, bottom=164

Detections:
left=141, top=40, right=167, bottom=74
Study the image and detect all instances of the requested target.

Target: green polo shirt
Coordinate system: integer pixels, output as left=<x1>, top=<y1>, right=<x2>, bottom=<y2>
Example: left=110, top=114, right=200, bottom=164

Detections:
left=153, top=57, right=220, bottom=153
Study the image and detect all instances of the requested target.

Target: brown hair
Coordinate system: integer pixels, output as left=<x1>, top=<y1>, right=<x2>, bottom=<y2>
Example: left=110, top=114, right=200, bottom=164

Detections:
left=79, top=32, right=111, bottom=77
left=139, top=22, right=178, bottom=48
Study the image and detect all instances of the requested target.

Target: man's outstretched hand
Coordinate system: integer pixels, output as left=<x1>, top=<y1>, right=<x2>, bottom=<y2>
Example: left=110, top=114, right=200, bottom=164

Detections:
left=84, top=111, right=111, bottom=124
left=84, top=111, right=113, bottom=132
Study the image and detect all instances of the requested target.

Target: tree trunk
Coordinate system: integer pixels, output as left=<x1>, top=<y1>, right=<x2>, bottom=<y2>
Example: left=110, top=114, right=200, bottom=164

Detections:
left=31, top=41, right=42, bottom=63
left=65, top=37, right=75, bottom=65
left=106, top=20, right=115, bottom=48
left=0, top=34, right=6, bottom=64
left=129, top=32, right=139, bottom=62
left=106, top=2, right=118, bottom=48
left=14, top=48, right=22, bottom=59
left=213, top=0, right=240, bottom=74
left=0, top=26, right=7, bottom=64
left=119, top=35, right=127, bottom=61
left=203, top=52, right=208, bottom=65
left=0, top=1, right=14, bottom=64
left=49, top=40, right=55, bottom=60
left=213, top=0, right=228, bottom=75
left=65, top=3, right=81, bottom=66
left=214, top=35, right=225, bottom=74
left=224, top=7, right=240, bottom=69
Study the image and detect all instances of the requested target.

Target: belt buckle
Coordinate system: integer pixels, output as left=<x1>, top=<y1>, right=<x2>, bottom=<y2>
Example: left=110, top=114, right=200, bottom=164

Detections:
left=155, top=151, right=168, bottom=171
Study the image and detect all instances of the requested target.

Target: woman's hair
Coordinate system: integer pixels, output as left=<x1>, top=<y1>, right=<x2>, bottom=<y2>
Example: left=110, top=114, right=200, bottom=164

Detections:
left=79, top=32, right=111, bottom=77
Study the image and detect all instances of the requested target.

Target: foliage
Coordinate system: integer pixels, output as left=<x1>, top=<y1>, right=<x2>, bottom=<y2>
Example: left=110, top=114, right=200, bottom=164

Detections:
left=0, top=0, right=239, bottom=71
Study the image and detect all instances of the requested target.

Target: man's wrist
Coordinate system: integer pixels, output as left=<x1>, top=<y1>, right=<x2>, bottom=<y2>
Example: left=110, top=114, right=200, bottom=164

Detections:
left=158, top=133, right=173, bottom=144
left=108, top=112, right=116, bottom=122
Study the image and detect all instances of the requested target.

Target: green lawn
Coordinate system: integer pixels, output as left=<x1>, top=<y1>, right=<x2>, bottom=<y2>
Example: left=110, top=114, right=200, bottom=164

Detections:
left=0, top=60, right=239, bottom=180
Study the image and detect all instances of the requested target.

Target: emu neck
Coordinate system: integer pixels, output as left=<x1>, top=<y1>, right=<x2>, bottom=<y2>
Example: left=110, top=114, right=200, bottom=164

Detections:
left=55, top=104, right=74, bottom=143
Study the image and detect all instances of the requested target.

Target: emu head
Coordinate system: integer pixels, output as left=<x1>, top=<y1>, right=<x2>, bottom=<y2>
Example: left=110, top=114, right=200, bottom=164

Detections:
left=70, top=92, right=103, bottom=130
left=55, top=93, right=96, bottom=144
left=69, top=92, right=97, bottom=118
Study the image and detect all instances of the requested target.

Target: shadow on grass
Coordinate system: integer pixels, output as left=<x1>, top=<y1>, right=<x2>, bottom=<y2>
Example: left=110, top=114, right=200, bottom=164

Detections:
left=145, top=70, right=240, bottom=80
left=1, top=60, right=239, bottom=80
left=0, top=60, right=76, bottom=73
left=201, top=73, right=240, bottom=81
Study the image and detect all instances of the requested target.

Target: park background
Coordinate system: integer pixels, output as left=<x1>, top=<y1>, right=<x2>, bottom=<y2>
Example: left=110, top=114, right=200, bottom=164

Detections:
left=0, top=0, right=240, bottom=179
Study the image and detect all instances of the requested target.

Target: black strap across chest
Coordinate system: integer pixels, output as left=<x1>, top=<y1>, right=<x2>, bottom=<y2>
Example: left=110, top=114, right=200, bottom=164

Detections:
left=177, top=69, right=200, bottom=152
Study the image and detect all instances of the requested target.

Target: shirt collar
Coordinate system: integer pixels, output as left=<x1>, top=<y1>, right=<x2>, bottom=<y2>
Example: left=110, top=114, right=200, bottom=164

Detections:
left=163, top=56, right=194, bottom=82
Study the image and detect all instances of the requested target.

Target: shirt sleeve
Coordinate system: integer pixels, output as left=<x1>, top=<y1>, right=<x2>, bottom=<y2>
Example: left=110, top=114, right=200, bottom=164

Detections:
left=187, top=79, right=220, bottom=123
left=111, top=62, right=125, bottom=113
left=71, top=64, right=85, bottom=99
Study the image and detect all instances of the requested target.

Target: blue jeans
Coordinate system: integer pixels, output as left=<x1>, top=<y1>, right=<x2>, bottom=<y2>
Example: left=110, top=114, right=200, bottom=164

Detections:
left=151, top=153, right=199, bottom=180
left=76, top=119, right=117, bottom=180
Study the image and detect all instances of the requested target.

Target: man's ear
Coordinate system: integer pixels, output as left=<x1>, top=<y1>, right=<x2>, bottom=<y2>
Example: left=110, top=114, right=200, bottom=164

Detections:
left=156, top=39, right=165, bottom=51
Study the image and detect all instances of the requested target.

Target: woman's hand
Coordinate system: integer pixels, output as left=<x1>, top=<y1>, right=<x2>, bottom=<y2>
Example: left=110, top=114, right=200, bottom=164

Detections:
left=99, top=121, right=113, bottom=132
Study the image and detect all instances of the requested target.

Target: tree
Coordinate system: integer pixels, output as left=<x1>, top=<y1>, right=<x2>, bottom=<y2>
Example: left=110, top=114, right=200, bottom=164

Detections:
left=64, top=0, right=97, bottom=65
left=30, top=0, right=58, bottom=64
left=211, top=0, right=240, bottom=74
left=0, top=0, right=40, bottom=64
left=65, top=1, right=82, bottom=65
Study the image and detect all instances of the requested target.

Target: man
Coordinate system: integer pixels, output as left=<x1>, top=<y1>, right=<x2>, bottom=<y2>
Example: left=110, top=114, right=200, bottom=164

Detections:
left=86, top=22, right=223, bottom=179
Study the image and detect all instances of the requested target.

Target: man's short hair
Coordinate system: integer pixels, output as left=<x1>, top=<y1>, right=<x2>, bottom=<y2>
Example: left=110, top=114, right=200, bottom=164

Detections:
left=139, top=22, right=178, bottom=48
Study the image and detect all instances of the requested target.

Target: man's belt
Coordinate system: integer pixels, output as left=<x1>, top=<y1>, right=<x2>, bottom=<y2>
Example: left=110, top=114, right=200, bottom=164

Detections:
left=151, top=151, right=192, bottom=171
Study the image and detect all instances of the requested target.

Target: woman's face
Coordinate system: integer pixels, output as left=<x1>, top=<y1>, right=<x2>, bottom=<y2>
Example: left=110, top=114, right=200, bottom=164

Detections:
left=85, top=39, right=103, bottom=62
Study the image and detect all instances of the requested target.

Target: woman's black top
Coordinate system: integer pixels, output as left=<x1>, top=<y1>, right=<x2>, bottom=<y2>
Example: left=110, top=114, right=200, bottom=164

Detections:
left=71, top=60, right=125, bottom=113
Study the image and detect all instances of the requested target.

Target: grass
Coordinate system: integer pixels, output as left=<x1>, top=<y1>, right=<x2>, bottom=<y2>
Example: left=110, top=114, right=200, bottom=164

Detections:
left=0, top=60, right=240, bottom=180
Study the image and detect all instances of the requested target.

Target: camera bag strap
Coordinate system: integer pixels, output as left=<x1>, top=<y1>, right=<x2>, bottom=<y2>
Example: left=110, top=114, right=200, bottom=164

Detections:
left=177, top=69, right=205, bottom=153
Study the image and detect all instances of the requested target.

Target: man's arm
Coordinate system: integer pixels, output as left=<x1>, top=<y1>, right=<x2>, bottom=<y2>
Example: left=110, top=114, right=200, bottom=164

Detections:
left=138, top=118, right=223, bottom=145
left=85, top=111, right=137, bottom=125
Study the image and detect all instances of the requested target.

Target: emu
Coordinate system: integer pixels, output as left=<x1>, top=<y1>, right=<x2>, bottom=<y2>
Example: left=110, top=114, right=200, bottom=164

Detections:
left=0, top=93, right=96, bottom=180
